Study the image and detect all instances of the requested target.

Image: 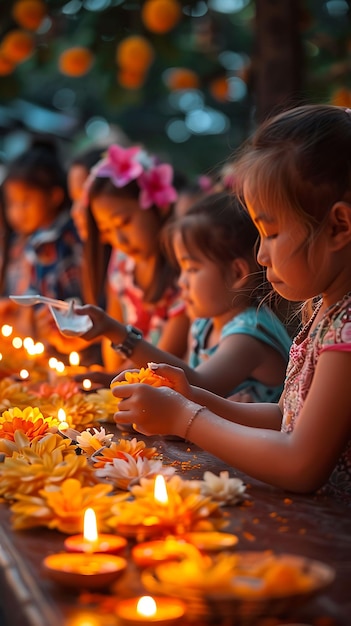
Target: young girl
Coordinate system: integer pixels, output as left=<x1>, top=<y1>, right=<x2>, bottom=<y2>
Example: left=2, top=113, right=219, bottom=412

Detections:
left=80, top=143, right=190, bottom=377
left=112, top=104, right=351, bottom=504
left=0, top=138, right=83, bottom=339
left=76, top=191, right=291, bottom=400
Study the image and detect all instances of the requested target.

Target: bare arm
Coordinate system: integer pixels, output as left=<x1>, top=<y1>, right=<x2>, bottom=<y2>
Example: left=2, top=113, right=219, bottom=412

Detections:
left=114, top=350, right=351, bottom=494
left=77, top=304, right=285, bottom=397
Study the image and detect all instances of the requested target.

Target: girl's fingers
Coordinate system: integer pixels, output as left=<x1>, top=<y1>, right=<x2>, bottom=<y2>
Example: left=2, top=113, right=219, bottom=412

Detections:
left=111, top=369, right=139, bottom=384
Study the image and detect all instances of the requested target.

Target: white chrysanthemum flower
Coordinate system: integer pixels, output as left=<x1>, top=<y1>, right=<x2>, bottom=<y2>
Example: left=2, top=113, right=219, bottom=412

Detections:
left=95, top=453, right=175, bottom=490
left=74, top=427, right=114, bottom=455
left=199, top=471, right=246, bottom=505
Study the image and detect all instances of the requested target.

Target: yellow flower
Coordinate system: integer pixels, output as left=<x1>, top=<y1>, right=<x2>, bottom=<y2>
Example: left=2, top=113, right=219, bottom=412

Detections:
left=11, top=477, right=128, bottom=533
left=0, top=406, right=57, bottom=441
left=0, top=432, right=96, bottom=500
left=0, top=378, right=37, bottom=412
left=89, top=388, right=119, bottom=421
left=36, top=394, right=99, bottom=430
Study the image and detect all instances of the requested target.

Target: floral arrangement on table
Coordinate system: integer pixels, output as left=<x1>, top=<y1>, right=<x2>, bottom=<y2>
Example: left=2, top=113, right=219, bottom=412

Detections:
left=0, top=403, right=245, bottom=535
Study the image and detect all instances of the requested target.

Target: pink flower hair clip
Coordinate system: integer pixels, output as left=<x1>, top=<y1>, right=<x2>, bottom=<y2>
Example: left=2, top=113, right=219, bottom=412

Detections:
left=91, top=144, right=178, bottom=211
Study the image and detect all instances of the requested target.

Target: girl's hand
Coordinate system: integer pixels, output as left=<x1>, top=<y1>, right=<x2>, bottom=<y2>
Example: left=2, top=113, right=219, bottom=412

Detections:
left=112, top=383, right=196, bottom=437
left=74, top=304, right=119, bottom=341
left=146, top=363, right=193, bottom=398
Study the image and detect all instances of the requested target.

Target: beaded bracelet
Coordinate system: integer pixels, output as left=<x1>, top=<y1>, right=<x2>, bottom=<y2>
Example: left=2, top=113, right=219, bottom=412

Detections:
left=184, top=405, right=206, bottom=440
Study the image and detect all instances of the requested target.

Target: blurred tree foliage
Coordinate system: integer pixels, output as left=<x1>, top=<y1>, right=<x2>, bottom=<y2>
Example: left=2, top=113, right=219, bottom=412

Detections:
left=0, top=0, right=350, bottom=177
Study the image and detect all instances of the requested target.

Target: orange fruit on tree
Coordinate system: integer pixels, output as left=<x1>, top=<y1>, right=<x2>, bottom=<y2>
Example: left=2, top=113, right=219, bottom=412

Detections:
left=165, top=67, right=200, bottom=90
left=330, top=87, right=351, bottom=108
left=117, top=68, right=146, bottom=90
left=209, top=76, right=229, bottom=102
left=58, top=47, right=94, bottom=77
left=1, top=30, right=35, bottom=64
left=142, top=0, right=182, bottom=34
left=116, top=35, right=154, bottom=73
left=0, top=53, right=15, bottom=76
left=12, top=0, right=47, bottom=31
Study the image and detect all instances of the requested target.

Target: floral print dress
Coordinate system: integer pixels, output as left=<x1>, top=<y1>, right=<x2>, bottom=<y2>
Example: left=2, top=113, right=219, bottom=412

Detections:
left=282, top=293, right=351, bottom=504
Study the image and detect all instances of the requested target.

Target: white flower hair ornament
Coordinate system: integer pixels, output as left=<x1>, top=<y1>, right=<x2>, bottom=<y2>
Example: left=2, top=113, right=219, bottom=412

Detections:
left=88, top=144, right=178, bottom=211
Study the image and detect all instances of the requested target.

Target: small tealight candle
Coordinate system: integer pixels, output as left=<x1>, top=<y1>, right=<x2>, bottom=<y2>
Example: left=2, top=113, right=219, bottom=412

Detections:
left=64, top=507, right=127, bottom=555
left=19, top=368, right=29, bottom=380
left=43, top=552, right=127, bottom=589
left=69, top=351, right=80, bottom=367
left=116, top=595, right=185, bottom=625
left=82, top=378, right=92, bottom=390
left=1, top=324, right=13, bottom=338
left=58, top=408, right=69, bottom=432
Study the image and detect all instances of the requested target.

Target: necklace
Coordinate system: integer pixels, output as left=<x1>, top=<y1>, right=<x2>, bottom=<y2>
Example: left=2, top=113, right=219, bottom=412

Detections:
left=295, top=291, right=351, bottom=344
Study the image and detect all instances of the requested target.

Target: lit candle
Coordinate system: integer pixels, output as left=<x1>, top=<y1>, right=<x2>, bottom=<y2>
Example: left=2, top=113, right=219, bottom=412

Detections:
left=56, top=360, right=65, bottom=375
left=1, top=324, right=13, bottom=337
left=58, top=408, right=69, bottom=432
left=43, top=552, right=127, bottom=589
left=82, top=378, right=92, bottom=391
left=64, top=507, right=127, bottom=555
left=154, top=475, right=168, bottom=505
left=19, top=368, right=29, bottom=380
left=69, top=351, right=80, bottom=367
left=116, top=595, right=185, bottom=625
left=12, top=336, right=23, bottom=349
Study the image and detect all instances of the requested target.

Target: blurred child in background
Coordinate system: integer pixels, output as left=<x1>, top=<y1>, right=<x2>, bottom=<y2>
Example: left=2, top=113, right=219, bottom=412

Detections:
left=0, top=138, right=82, bottom=339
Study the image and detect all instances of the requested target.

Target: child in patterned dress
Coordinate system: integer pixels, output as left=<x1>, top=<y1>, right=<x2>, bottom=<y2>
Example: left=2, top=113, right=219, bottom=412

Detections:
left=112, top=105, right=351, bottom=504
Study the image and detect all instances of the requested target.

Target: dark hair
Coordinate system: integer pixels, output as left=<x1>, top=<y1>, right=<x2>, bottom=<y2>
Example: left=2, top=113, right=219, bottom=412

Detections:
left=234, top=104, right=351, bottom=234
left=5, top=137, right=69, bottom=205
left=165, top=191, right=259, bottom=267
left=163, top=191, right=265, bottom=304
left=69, top=146, right=106, bottom=172
left=86, top=176, right=178, bottom=304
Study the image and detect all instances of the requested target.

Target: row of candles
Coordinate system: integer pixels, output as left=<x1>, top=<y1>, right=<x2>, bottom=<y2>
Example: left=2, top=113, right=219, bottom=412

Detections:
left=43, top=475, right=205, bottom=625
left=1, top=324, right=93, bottom=389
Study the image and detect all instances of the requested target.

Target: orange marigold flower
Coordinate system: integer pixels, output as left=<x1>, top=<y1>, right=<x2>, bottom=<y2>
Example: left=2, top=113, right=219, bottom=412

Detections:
left=111, top=367, right=174, bottom=405
left=0, top=407, right=56, bottom=441
left=142, top=0, right=182, bottom=34
left=12, top=0, right=46, bottom=31
left=1, top=30, right=35, bottom=64
left=58, top=47, right=94, bottom=77
left=92, top=437, right=157, bottom=468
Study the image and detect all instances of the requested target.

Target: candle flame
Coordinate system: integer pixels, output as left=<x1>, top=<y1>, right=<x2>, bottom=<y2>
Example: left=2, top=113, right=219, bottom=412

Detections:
left=57, top=408, right=69, bottom=431
left=56, top=361, right=65, bottom=373
left=1, top=324, right=13, bottom=337
left=83, top=508, right=98, bottom=543
left=12, top=336, right=23, bottom=349
left=136, top=596, right=157, bottom=617
left=69, top=351, right=80, bottom=366
left=19, top=369, right=29, bottom=379
left=48, top=357, right=58, bottom=369
left=154, top=474, right=168, bottom=505
left=82, top=378, right=92, bottom=390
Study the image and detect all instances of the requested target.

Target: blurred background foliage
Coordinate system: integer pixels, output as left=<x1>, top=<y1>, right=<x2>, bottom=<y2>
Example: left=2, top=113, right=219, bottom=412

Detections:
left=0, top=0, right=350, bottom=177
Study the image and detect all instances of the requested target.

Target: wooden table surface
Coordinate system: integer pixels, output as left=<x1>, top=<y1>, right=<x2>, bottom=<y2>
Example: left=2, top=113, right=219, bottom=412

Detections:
left=0, top=431, right=350, bottom=626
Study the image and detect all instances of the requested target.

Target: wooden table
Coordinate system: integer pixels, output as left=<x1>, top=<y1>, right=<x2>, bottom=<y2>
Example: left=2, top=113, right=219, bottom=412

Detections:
left=0, top=432, right=350, bottom=626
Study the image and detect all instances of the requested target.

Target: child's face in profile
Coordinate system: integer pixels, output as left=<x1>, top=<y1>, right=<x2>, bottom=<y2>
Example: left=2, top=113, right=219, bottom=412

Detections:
left=91, top=193, right=161, bottom=260
left=3, top=180, right=61, bottom=235
left=173, top=231, right=233, bottom=320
